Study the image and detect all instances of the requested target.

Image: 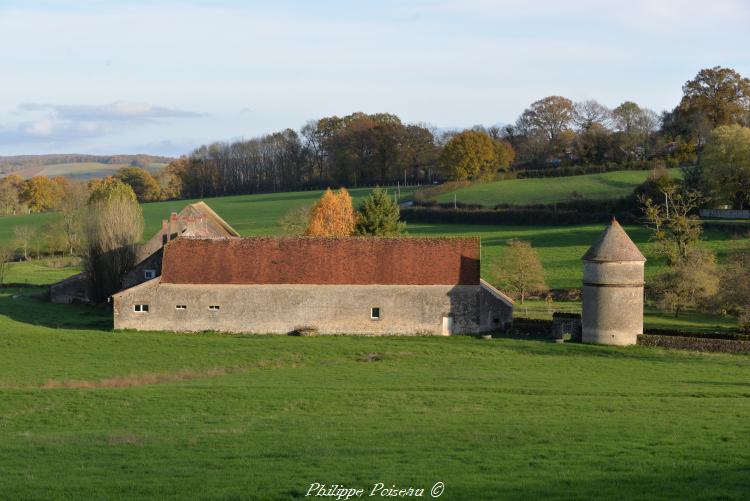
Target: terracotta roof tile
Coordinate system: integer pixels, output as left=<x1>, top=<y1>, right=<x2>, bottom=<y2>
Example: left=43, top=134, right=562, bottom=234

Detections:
left=161, top=237, right=481, bottom=285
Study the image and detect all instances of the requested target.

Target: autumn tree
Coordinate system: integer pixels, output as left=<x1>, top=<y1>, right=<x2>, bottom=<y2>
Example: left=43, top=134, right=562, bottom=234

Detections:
left=0, top=174, right=23, bottom=215
left=18, top=176, right=63, bottom=212
left=114, top=167, right=162, bottom=202
left=679, top=66, right=750, bottom=129
left=639, top=185, right=704, bottom=266
left=520, top=96, right=575, bottom=143
left=491, top=239, right=548, bottom=308
left=653, top=249, right=719, bottom=317
left=439, top=130, right=500, bottom=181
left=305, top=188, right=356, bottom=237
left=355, top=187, right=405, bottom=236
left=699, top=125, right=750, bottom=209
left=83, top=179, right=144, bottom=302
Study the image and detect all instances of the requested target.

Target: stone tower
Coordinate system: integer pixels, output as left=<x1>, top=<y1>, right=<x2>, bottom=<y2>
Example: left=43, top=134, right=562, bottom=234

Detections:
left=581, top=218, right=646, bottom=346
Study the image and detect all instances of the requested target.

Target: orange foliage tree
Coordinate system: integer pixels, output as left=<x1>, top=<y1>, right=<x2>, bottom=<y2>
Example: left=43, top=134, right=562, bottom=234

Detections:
left=305, top=188, right=356, bottom=237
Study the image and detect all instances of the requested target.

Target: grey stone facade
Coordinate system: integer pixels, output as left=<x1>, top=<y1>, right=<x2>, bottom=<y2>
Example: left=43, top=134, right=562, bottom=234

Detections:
left=113, top=280, right=513, bottom=335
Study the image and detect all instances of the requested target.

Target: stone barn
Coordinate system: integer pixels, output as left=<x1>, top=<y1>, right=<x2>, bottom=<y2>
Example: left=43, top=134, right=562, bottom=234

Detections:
left=113, top=237, right=513, bottom=335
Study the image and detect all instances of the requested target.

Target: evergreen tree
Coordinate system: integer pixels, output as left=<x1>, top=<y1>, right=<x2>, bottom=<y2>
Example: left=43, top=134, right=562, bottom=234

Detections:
left=355, top=187, right=406, bottom=236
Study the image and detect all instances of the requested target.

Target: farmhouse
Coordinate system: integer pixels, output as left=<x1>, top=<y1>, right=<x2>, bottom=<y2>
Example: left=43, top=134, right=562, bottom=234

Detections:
left=113, top=236, right=513, bottom=335
left=49, top=201, right=239, bottom=304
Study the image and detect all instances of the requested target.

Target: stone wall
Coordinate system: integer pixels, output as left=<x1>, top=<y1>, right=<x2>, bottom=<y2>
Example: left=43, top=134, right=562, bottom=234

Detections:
left=113, top=281, right=512, bottom=335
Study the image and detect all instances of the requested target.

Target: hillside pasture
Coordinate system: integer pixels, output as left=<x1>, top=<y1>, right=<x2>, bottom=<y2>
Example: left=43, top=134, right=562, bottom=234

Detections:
left=2, top=159, right=170, bottom=180
left=433, top=168, right=682, bottom=206
left=0, top=289, right=748, bottom=500
left=0, top=184, right=747, bottom=292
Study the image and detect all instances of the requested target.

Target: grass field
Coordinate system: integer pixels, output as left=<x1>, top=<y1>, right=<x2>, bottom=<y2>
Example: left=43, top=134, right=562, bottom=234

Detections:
left=519, top=299, right=739, bottom=333
left=1, top=184, right=748, bottom=292
left=8, top=161, right=169, bottom=180
left=0, top=289, right=749, bottom=500
left=434, top=168, right=681, bottom=206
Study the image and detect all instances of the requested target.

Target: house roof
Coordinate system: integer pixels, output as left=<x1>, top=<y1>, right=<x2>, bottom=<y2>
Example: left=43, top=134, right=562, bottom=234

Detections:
left=582, top=218, right=646, bottom=262
left=160, top=237, right=481, bottom=286
left=137, top=201, right=240, bottom=261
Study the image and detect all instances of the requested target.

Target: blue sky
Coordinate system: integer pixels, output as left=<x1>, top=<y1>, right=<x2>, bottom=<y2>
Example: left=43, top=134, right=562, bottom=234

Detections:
left=1, top=0, right=749, bottom=156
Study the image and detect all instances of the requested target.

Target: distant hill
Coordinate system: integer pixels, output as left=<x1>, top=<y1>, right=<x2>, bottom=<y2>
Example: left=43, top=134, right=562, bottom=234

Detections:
left=0, top=154, right=175, bottom=180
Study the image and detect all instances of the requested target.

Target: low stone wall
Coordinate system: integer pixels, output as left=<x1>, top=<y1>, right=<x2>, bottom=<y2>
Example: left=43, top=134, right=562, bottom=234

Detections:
left=699, top=208, right=750, bottom=220
left=637, top=334, right=750, bottom=354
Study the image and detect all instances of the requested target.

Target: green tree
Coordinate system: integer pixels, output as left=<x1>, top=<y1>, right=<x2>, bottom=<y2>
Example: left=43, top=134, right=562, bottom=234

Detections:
left=699, top=125, right=750, bottom=209
left=88, top=177, right=139, bottom=205
left=439, top=130, right=499, bottom=181
left=679, top=66, right=750, bottom=129
left=114, top=167, right=162, bottom=202
left=355, top=187, right=406, bottom=236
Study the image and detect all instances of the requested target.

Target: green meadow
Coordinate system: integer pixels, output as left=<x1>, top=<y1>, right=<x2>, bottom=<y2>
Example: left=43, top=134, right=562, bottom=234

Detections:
left=0, top=289, right=749, bottom=500
left=434, top=168, right=681, bottom=206
left=1, top=181, right=748, bottom=293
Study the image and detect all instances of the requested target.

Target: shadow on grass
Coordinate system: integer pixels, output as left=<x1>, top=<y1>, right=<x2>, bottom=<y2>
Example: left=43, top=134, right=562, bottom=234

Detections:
left=0, top=289, right=112, bottom=331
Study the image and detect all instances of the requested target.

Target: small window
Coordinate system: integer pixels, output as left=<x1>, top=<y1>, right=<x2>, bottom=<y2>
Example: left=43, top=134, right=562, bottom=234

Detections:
left=134, top=304, right=149, bottom=313
left=370, top=307, right=380, bottom=320
left=208, top=305, right=220, bottom=311
left=144, top=269, right=156, bottom=280
left=175, top=305, right=187, bottom=310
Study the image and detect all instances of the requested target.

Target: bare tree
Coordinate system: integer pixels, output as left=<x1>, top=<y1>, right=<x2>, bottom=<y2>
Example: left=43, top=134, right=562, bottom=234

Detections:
left=277, top=204, right=312, bottom=236
left=653, top=249, right=719, bottom=317
left=13, top=225, right=36, bottom=261
left=83, top=198, right=144, bottom=302
left=492, top=240, right=548, bottom=312
left=573, top=100, right=613, bottom=131
left=59, top=181, right=89, bottom=255
left=639, top=186, right=704, bottom=266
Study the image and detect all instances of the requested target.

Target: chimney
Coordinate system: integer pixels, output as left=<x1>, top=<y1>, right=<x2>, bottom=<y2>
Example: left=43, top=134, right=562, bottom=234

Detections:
left=168, top=212, right=179, bottom=241
left=162, top=220, right=168, bottom=245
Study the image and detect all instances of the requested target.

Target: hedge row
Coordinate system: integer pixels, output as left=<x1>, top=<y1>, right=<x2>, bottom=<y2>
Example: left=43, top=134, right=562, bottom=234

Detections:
left=643, top=328, right=750, bottom=342
left=514, top=160, right=664, bottom=179
left=512, top=317, right=554, bottom=337
left=401, top=206, right=640, bottom=226
left=638, top=334, right=750, bottom=354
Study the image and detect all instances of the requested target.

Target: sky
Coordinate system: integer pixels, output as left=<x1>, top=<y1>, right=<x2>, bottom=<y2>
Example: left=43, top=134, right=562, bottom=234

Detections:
left=1, top=0, right=749, bottom=157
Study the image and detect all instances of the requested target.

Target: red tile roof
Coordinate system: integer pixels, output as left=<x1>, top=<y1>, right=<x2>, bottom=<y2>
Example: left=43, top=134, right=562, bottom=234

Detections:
left=161, top=237, right=480, bottom=285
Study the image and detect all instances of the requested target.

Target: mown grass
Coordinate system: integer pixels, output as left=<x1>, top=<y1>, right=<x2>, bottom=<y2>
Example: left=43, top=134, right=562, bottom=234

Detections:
left=518, top=299, right=740, bottom=333
left=1, top=256, right=82, bottom=285
left=1, top=289, right=749, bottom=500
left=434, top=168, right=681, bottom=206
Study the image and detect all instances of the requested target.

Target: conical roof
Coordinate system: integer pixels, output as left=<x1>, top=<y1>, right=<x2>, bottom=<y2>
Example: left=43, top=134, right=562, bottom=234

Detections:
left=582, top=218, right=646, bottom=262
